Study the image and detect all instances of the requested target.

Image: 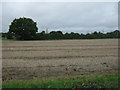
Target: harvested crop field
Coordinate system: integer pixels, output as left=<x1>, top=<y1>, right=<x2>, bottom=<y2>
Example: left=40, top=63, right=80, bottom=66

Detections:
left=2, top=39, right=118, bottom=81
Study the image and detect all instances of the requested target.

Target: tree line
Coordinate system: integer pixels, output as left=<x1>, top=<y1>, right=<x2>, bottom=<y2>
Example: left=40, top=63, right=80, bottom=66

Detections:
left=35, top=30, right=120, bottom=40
left=1, top=17, right=120, bottom=40
left=2, top=30, right=120, bottom=40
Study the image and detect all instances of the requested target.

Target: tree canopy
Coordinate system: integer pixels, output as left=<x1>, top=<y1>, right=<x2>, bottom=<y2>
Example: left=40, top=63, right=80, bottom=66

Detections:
left=34, top=30, right=120, bottom=40
left=7, top=17, right=38, bottom=40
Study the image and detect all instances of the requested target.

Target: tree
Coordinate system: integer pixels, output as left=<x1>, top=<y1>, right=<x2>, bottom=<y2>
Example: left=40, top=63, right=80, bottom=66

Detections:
left=8, top=17, right=38, bottom=40
left=49, top=31, right=63, bottom=39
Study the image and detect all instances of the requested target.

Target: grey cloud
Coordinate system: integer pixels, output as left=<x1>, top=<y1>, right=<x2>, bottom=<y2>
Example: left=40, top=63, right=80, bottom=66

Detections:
left=2, top=2, right=118, bottom=33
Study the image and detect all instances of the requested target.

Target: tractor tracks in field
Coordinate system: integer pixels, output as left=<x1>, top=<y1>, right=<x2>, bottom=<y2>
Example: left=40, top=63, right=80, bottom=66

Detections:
left=2, top=44, right=118, bottom=48
left=2, top=54, right=117, bottom=60
left=2, top=47, right=119, bottom=52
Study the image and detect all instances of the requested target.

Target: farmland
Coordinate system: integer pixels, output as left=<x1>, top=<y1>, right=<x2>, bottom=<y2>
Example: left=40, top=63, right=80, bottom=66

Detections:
left=2, top=39, right=119, bottom=88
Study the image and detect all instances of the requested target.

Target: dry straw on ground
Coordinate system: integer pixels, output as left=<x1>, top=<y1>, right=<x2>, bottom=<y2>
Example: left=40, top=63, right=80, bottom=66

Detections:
left=2, top=39, right=118, bottom=81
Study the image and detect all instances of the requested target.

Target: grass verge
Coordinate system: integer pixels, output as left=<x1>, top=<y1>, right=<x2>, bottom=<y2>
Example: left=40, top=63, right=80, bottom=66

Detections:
left=2, top=74, right=119, bottom=88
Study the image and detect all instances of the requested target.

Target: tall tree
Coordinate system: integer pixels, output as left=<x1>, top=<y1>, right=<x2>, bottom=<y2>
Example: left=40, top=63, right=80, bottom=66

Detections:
left=8, top=17, right=38, bottom=40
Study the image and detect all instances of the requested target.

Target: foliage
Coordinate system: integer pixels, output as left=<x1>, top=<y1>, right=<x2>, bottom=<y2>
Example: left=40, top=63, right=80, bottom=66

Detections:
left=7, top=17, right=38, bottom=40
left=35, top=30, right=120, bottom=40
left=3, top=30, right=120, bottom=40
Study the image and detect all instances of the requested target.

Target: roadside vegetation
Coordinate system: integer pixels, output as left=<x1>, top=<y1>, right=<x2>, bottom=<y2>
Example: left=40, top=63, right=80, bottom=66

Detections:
left=3, top=74, right=119, bottom=88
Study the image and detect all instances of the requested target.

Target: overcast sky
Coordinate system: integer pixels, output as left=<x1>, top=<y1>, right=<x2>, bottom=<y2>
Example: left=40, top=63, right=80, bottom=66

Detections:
left=2, top=2, right=118, bottom=33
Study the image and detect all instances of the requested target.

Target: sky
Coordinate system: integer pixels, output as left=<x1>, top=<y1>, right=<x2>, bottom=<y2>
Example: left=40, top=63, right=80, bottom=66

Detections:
left=1, top=2, right=118, bottom=34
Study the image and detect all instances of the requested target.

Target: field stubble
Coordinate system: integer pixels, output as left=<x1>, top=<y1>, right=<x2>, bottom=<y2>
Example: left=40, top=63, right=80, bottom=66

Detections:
left=2, top=39, right=118, bottom=81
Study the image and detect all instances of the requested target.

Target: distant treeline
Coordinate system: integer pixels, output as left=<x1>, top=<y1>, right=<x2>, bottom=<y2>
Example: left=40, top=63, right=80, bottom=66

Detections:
left=1, top=30, right=120, bottom=40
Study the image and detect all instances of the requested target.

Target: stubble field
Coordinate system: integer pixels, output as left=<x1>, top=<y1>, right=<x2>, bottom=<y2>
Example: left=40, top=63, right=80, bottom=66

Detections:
left=2, top=39, right=118, bottom=81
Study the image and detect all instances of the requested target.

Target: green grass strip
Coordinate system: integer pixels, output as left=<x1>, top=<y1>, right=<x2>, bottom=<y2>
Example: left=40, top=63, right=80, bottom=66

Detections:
left=2, top=74, right=119, bottom=88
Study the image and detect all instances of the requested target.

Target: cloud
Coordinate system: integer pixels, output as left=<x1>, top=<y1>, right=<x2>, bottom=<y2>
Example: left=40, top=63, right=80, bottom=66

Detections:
left=2, top=2, right=118, bottom=33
